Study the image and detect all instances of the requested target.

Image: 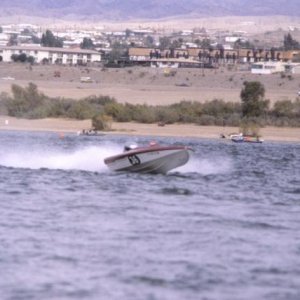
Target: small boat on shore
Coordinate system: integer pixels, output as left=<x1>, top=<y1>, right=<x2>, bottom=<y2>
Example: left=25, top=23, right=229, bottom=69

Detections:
left=230, top=133, right=263, bottom=143
left=78, top=129, right=105, bottom=136
left=104, top=142, right=193, bottom=174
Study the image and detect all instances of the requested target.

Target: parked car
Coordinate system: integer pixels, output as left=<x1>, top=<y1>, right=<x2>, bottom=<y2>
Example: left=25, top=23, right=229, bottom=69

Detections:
left=80, top=76, right=93, bottom=83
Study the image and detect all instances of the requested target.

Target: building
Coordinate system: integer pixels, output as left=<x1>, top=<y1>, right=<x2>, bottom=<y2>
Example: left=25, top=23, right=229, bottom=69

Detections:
left=129, top=47, right=300, bottom=66
left=251, top=62, right=285, bottom=74
left=285, top=63, right=300, bottom=74
left=0, top=46, right=101, bottom=65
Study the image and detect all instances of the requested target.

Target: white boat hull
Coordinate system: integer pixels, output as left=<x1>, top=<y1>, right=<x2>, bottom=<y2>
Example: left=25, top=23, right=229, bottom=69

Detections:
left=230, top=134, right=263, bottom=143
left=104, top=146, right=191, bottom=174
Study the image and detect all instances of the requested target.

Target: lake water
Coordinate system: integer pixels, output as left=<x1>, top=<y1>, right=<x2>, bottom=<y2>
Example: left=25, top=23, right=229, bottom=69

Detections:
left=0, top=130, right=300, bottom=300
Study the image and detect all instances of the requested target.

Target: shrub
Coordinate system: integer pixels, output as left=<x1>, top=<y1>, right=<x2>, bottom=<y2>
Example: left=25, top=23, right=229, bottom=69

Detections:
left=85, top=95, right=116, bottom=106
left=155, top=107, right=179, bottom=124
left=197, top=114, right=216, bottom=125
left=66, top=100, right=95, bottom=119
left=92, top=114, right=112, bottom=131
left=131, top=104, right=157, bottom=123
left=170, top=101, right=202, bottom=123
left=104, top=102, right=130, bottom=122
left=224, top=113, right=241, bottom=126
left=47, top=99, right=72, bottom=117
left=5, top=83, right=46, bottom=117
left=272, top=100, right=294, bottom=118
left=2, top=83, right=300, bottom=128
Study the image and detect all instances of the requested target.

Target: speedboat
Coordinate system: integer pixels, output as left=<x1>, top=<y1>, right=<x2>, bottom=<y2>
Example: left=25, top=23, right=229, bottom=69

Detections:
left=230, top=133, right=263, bottom=143
left=104, top=142, right=193, bottom=174
left=230, top=133, right=244, bottom=143
left=78, top=129, right=105, bottom=136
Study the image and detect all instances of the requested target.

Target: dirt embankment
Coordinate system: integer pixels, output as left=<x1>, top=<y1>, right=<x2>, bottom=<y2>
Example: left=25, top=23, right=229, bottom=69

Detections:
left=0, top=63, right=299, bottom=105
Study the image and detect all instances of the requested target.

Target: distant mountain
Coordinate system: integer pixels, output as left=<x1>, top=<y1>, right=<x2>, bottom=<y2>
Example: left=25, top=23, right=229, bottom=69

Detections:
left=1, top=0, right=300, bottom=20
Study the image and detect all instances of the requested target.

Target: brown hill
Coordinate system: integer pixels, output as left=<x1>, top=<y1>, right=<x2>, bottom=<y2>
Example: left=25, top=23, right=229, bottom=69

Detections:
left=0, top=0, right=299, bottom=20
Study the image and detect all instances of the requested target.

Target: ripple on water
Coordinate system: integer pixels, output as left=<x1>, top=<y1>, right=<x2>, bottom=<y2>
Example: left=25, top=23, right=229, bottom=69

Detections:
left=0, top=132, right=300, bottom=300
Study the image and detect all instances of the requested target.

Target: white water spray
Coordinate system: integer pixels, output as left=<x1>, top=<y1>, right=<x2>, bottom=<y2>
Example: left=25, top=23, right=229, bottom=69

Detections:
left=0, top=143, right=123, bottom=172
left=176, top=156, right=233, bottom=175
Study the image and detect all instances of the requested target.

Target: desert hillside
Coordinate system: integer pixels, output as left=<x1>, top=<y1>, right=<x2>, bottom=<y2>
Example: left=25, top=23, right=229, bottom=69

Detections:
left=0, top=0, right=299, bottom=19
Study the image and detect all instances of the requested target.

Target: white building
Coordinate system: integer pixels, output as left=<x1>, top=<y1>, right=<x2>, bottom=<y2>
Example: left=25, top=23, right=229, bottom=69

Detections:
left=291, top=65, right=300, bottom=74
left=0, top=33, right=9, bottom=46
left=251, top=62, right=285, bottom=75
left=0, top=45, right=101, bottom=65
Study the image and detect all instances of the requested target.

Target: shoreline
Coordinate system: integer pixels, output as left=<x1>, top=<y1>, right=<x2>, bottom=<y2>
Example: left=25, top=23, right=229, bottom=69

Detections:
left=0, top=116, right=299, bottom=143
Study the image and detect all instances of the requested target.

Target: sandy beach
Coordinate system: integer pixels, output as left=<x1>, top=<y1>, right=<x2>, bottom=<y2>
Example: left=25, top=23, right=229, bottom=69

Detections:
left=0, top=116, right=299, bottom=142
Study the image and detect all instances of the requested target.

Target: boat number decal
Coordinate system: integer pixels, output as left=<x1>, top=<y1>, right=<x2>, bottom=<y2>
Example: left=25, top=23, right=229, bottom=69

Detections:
left=128, top=155, right=141, bottom=166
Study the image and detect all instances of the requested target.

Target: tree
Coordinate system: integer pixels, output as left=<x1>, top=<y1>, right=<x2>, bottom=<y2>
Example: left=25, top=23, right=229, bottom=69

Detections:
left=201, top=38, right=211, bottom=49
left=21, top=28, right=31, bottom=35
left=240, top=81, right=269, bottom=118
left=125, top=29, right=132, bottom=38
left=108, top=42, right=127, bottom=63
left=10, top=53, right=34, bottom=64
left=171, top=39, right=182, bottom=49
left=159, top=36, right=171, bottom=50
left=80, top=37, right=94, bottom=49
left=11, top=54, right=19, bottom=62
left=31, top=35, right=41, bottom=44
left=27, top=56, right=35, bottom=64
left=92, top=113, right=112, bottom=130
left=8, top=34, right=18, bottom=46
left=18, top=53, right=27, bottom=63
left=234, top=39, right=254, bottom=49
left=41, top=30, right=63, bottom=47
left=145, top=35, right=154, bottom=47
left=284, top=33, right=300, bottom=50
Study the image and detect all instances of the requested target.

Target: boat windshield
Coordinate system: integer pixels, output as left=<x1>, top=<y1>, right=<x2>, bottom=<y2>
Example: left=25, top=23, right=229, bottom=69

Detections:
left=123, top=142, right=138, bottom=152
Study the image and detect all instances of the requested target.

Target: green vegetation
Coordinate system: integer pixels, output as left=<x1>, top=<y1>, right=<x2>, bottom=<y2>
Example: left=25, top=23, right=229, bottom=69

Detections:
left=283, top=33, right=300, bottom=51
left=11, top=53, right=35, bottom=64
left=0, top=83, right=299, bottom=128
left=92, top=114, right=112, bottom=131
left=240, top=81, right=269, bottom=118
left=80, top=37, right=95, bottom=49
left=41, top=30, right=63, bottom=48
left=159, top=36, right=171, bottom=50
left=108, top=42, right=128, bottom=63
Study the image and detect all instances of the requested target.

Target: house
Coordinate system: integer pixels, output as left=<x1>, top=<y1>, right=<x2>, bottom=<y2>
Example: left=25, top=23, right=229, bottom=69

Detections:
left=0, top=45, right=101, bottom=65
left=291, top=64, right=300, bottom=74
left=251, top=62, right=285, bottom=74
left=0, top=33, right=9, bottom=46
left=285, top=63, right=300, bottom=74
left=128, top=47, right=153, bottom=61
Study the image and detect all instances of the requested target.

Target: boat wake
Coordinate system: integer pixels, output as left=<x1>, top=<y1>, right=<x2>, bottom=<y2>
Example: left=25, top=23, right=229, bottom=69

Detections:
left=0, top=144, right=123, bottom=172
left=0, top=142, right=233, bottom=176
left=175, top=156, right=233, bottom=175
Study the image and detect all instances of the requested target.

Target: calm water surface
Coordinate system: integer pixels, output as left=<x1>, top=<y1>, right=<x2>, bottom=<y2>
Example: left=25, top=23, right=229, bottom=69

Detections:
left=0, top=130, right=299, bottom=300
